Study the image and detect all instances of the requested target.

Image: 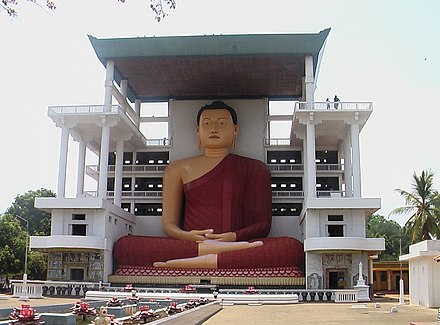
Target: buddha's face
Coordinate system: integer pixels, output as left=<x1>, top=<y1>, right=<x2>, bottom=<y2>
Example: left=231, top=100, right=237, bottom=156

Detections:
left=197, top=109, right=238, bottom=149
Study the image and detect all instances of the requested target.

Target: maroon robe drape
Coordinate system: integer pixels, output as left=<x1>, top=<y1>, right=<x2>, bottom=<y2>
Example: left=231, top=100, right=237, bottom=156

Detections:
left=114, top=154, right=303, bottom=268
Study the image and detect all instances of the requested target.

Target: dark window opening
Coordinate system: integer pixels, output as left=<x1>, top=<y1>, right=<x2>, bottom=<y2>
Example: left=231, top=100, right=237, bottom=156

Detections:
left=72, top=214, right=86, bottom=220
left=136, top=152, right=170, bottom=165
left=107, top=177, right=115, bottom=191
left=272, top=203, right=302, bottom=216
left=316, top=177, right=339, bottom=191
left=328, top=225, right=344, bottom=237
left=271, top=177, right=303, bottom=191
left=121, top=203, right=131, bottom=212
left=71, top=224, right=87, bottom=236
left=108, top=152, right=133, bottom=165
left=328, top=215, right=343, bottom=222
left=380, top=271, right=387, bottom=281
left=315, top=150, right=338, bottom=164
left=267, top=151, right=302, bottom=164
left=135, top=177, right=163, bottom=191
left=134, top=203, right=163, bottom=216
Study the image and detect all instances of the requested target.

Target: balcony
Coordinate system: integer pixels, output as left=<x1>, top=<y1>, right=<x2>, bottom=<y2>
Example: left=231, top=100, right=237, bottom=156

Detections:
left=86, top=164, right=167, bottom=180
left=295, top=101, right=373, bottom=111
left=268, top=164, right=304, bottom=172
left=304, top=237, right=385, bottom=253
left=272, top=191, right=304, bottom=198
left=30, top=235, right=108, bottom=250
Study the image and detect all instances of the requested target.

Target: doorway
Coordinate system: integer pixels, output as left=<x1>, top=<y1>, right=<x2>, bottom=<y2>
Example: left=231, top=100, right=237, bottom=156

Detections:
left=328, top=270, right=346, bottom=289
left=70, top=268, right=85, bottom=281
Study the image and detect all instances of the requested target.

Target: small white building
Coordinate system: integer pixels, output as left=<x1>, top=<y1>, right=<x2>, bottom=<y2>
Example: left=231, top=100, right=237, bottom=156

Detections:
left=30, top=30, right=384, bottom=286
left=400, top=240, right=440, bottom=308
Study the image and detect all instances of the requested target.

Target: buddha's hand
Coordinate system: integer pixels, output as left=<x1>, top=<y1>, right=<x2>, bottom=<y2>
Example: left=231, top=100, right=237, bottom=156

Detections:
left=189, top=229, right=214, bottom=242
left=204, top=231, right=237, bottom=242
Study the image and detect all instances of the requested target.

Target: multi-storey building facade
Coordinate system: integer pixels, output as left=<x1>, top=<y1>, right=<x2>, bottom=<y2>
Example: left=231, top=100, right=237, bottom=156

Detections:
left=30, top=29, right=384, bottom=287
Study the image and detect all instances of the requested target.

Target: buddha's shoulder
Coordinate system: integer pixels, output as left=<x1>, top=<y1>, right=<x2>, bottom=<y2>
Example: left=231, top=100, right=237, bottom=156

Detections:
left=165, top=155, right=204, bottom=172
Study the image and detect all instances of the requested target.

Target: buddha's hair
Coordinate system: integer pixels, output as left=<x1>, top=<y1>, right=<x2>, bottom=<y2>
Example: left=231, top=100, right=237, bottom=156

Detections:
left=197, top=101, right=238, bottom=125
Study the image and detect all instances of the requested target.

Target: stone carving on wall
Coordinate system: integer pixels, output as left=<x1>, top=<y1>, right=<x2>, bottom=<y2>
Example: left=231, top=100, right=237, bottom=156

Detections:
left=322, top=254, right=352, bottom=268
left=307, top=272, right=322, bottom=289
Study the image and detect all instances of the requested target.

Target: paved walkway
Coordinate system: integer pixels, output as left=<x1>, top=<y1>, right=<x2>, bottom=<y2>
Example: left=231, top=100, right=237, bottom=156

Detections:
left=1, top=294, right=438, bottom=324
left=203, top=300, right=439, bottom=325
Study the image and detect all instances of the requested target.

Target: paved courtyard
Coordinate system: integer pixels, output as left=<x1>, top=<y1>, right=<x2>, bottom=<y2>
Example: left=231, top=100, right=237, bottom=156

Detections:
left=1, top=294, right=438, bottom=324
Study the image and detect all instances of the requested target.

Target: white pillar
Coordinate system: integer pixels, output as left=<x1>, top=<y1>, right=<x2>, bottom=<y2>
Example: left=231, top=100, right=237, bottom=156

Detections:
left=305, top=55, right=315, bottom=105
left=306, top=118, right=316, bottom=198
left=351, top=122, right=362, bottom=197
left=120, top=79, right=128, bottom=111
left=114, top=140, right=124, bottom=207
left=76, top=140, right=86, bottom=198
left=98, top=124, right=110, bottom=198
left=104, top=60, right=114, bottom=112
left=344, top=138, right=353, bottom=197
left=57, top=126, right=69, bottom=198
left=135, top=99, right=141, bottom=128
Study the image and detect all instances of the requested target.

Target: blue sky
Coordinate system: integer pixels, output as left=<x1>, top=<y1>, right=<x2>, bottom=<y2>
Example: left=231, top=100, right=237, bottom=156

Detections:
left=0, top=0, right=439, bottom=225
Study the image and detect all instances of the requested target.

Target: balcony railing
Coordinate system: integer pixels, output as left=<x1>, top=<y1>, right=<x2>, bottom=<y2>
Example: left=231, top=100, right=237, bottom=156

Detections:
left=295, top=101, right=373, bottom=111
left=272, top=191, right=304, bottom=198
left=48, top=105, right=120, bottom=115
left=264, top=138, right=291, bottom=146
left=107, top=191, right=163, bottom=198
left=268, top=164, right=304, bottom=172
left=316, top=164, right=343, bottom=171
left=86, top=164, right=167, bottom=174
left=316, top=190, right=345, bottom=198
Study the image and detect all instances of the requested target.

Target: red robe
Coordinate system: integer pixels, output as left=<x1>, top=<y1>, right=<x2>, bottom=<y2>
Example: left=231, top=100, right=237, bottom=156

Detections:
left=114, top=154, right=303, bottom=268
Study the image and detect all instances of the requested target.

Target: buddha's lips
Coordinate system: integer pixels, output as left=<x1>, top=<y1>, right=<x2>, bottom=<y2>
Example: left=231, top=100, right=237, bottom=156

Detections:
left=209, top=135, right=220, bottom=139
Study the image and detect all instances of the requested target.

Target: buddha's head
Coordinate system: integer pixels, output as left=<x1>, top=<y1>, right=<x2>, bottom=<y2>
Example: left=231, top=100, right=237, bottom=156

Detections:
left=196, top=101, right=239, bottom=150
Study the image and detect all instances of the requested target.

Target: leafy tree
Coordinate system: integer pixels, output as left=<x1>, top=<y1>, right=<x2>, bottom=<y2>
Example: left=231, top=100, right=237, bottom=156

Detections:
left=5, top=188, right=55, bottom=236
left=366, top=214, right=410, bottom=261
left=1, top=0, right=176, bottom=20
left=390, top=170, right=440, bottom=243
left=27, top=251, right=47, bottom=280
left=0, top=214, right=27, bottom=276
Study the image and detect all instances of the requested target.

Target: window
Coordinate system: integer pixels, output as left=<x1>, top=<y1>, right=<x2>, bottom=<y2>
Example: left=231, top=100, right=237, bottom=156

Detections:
left=72, top=214, right=86, bottom=221
left=136, top=152, right=169, bottom=165
left=380, top=271, right=387, bottom=281
left=328, top=225, right=344, bottom=237
left=315, top=150, right=338, bottom=164
left=272, top=203, right=302, bottom=216
left=71, top=224, right=86, bottom=236
left=271, top=177, right=303, bottom=191
left=267, top=151, right=302, bottom=164
left=328, top=215, right=343, bottom=222
left=135, top=177, right=163, bottom=191
left=121, top=203, right=131, bottom=212
left=108, top=152, right=133, bottom=165
left=134, top=203, right=163, bottom=216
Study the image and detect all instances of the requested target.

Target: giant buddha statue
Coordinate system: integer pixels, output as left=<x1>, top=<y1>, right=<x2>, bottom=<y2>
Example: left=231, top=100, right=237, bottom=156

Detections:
left=114, top=101, right=303, bottom=269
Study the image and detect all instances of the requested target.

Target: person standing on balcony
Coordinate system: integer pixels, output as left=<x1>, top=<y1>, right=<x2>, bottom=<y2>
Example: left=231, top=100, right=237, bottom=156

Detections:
left=334, top=95, right=340, bottom=109
left=326, top=98, right=330, bottom=110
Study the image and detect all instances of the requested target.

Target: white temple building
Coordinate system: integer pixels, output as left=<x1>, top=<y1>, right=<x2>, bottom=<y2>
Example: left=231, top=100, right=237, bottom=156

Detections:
left=30, top=29, right=385, bottom=287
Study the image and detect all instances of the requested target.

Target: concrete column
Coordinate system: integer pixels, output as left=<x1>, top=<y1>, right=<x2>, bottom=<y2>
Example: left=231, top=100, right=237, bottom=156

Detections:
left=306, top=119, right=316, bottom=198
left=114, top=140, right=124, bottom=207
left=57, top=126, right=69, bottom=198
left=305, top=55, right=315, bottom=105
left=104, top=60, right=114, bottom=112
left=135, top=100, right=141, bottom=128
left=387, top=270, right=392, bottom=291
left=76, top=140, right=86, bottom=198
left=98, top=124, right=111, bottom=198
left=120, top=80, right=128, bottom=111
left=351, top=122, right=362, bottom=197
left=303, top=138, right=308, bottom=197
left=344, top=137, right=353, bottom=197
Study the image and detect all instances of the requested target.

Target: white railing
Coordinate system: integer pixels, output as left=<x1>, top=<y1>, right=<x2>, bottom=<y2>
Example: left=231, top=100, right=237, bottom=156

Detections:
left=295, top=101, right=373, bottom=111
left=86, top=164, right=167, bottom=174
left=316, top=164, right=344, bottom=171
left=317, top=190, right=345, bottom=198
left=106, top=191, right=163, bottom=198
left=272, top=191, right=304, bottom=198
left=146, top=138, right=172, bottom=146
left=11, top=280, right=44, bottom=298
left=334, top=290, right=358, bottom=303
left=264, top=138, right=291, bottom=146
left=48, top=105, right=120, bottom=115
left=268, top=164, right=304, bottom=172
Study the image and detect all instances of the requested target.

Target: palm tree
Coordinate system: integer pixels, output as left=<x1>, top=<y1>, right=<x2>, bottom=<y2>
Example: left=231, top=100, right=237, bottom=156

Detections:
left=390, top=170, right=440, bottom=243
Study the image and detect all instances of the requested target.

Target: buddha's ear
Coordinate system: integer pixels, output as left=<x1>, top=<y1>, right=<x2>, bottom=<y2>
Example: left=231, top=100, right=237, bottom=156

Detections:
left=234, top=125, right=239, bottom=134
